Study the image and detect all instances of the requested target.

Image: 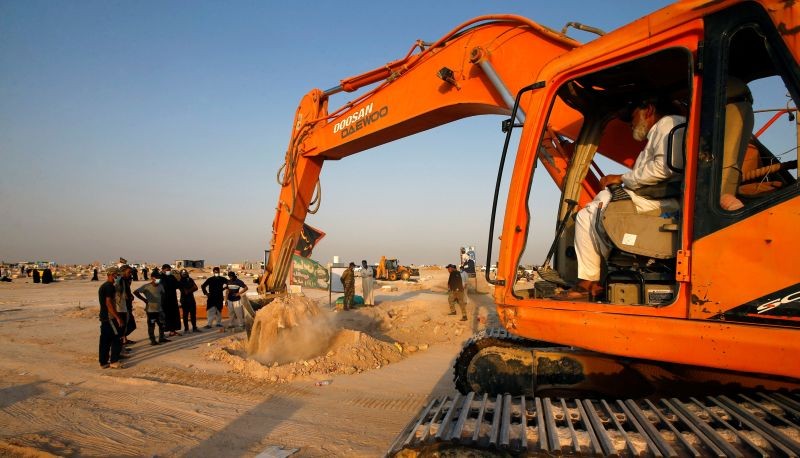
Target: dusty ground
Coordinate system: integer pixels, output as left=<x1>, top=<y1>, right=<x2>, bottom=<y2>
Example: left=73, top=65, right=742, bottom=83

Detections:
left=0, top=268, right=499, bottom=457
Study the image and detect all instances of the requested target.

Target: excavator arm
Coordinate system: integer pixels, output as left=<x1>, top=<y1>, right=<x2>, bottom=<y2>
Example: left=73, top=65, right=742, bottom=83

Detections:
left=260, top=15, right=585, bottom=293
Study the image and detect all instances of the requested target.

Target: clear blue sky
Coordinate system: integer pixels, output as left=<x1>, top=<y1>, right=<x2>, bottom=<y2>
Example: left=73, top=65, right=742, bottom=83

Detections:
left=0, top=1, right=673, bottom=267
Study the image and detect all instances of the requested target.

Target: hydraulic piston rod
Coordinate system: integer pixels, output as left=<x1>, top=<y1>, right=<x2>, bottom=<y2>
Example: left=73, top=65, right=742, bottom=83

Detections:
left=471, top=46, right=526, bottom=123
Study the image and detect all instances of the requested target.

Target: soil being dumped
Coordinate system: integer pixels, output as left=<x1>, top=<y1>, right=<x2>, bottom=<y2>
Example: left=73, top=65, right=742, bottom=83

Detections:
left=246, top=294, right=334, bottom=365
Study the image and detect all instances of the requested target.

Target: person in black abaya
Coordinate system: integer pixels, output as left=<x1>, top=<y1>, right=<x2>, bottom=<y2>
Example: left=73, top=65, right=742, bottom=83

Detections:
left=32, top=269, right=41, bottom=283
left=42, top=268, right=53, bottom=284
left=179, top=270, right=200, bottom=333
left=159, top=264, right=182, bottom=336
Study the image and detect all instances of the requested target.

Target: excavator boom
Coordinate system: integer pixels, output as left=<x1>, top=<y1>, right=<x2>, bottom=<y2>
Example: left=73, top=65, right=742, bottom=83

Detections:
left=260, top=15, right=586, bottom=293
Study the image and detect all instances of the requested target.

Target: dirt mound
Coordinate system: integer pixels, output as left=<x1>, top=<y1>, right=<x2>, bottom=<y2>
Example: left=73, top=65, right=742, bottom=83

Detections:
left=203, top=294, right=410, bottom=382
left=207, top=328, right=403, bottom=383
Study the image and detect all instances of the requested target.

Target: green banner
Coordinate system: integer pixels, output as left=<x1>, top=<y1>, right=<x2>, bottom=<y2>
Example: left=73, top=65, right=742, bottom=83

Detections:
left=291, top=255, right=329, bottom=290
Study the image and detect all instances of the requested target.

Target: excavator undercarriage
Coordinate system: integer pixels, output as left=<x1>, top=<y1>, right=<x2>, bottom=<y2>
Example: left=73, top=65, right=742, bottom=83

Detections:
left=388, top=389, right=800, bottom=457
left=388, top=329, right=800, bottom=457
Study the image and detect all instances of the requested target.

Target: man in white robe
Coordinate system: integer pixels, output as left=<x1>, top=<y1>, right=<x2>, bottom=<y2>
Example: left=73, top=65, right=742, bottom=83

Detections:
left=360, top=260, right=375, bottom=306
left=555, top=96, right=685, bottom=300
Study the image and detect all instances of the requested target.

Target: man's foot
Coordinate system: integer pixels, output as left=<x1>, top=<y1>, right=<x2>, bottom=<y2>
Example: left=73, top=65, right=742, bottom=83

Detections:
left=215, top=324, right=223, bottom=328
left=203, top=325, right=212, bottom=329
left=126, top=339, right=137, bottom=345
left=150, top=340, right=159, bottom=346
left=100, top=363, right=110, bottom=369
left=720, top=193, right=744, bottom=211
left=193, top=328, right=202, bottom=333
left=552, top=280, right=603, bottom=301
left=460, top=316, right=468, bottom=321
left=159, top=337, right=171, bottom=343
left=108, top=362, right=123, bottom=369
left=551, top=288, right=591, bottom=301
left=447, top=311, right=457, bottom=316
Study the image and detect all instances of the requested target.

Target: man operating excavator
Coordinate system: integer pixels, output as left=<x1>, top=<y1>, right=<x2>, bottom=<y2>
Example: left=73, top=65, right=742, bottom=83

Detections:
left=554, top=95, right=685, bottom=301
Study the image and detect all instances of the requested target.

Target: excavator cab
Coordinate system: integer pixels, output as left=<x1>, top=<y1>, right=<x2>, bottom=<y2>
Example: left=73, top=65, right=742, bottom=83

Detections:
left=517, top=7, right=799, bottom=307
left=515, top=46, right=694, bottom=305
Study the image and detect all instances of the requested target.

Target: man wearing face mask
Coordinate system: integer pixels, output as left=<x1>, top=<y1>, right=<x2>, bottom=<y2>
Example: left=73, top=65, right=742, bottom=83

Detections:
left=554, top=95, right=685, bottom=301
left=134, top=272, right=169, bottom=345
left=224, top=271, right=248, bottom=330
left=159, top=264, right=182, bottom=336
left=201, top=267, right=227, bottom=328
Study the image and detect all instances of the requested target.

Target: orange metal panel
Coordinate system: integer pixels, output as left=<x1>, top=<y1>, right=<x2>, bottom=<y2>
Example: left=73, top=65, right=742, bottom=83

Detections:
left=690, top=198, right=800, bottom=318
left=499, top=304, right=800, bottom=378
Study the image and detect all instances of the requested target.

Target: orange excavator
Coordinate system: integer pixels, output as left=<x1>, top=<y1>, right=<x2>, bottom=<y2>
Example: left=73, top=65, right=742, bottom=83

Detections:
left=253, top=1, right=800, bottom=455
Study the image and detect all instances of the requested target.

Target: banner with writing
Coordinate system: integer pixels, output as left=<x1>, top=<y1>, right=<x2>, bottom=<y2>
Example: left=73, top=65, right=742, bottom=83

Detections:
left=290, top=255, right=329, bottom=290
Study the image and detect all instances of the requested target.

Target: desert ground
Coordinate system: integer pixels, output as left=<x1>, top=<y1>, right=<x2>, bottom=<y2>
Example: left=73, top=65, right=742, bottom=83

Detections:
left=0, top=268, right=500, bottom=457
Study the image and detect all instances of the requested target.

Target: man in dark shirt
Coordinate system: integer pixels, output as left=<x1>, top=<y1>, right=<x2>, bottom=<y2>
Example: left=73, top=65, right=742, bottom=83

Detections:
left=99, top=267, right=124, bottom=368
left=224, top=271, right=248, bottom=330
left=446, top=264, right=467, bottom=321
left=202, top=267, right=228, bottom=328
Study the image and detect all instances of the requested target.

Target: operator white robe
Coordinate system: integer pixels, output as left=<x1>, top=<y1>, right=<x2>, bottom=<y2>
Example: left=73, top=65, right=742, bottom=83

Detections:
left=460, top=270, right=469, bottom=305
left=360, top=266, right=375, bottom=305
left=575, top=115, right=685, bottom=281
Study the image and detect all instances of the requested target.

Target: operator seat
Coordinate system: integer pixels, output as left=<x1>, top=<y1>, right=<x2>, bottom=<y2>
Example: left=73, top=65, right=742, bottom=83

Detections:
left=719, top=77, right=755, bottom=209
left=597, top=119, right=685, bottom=258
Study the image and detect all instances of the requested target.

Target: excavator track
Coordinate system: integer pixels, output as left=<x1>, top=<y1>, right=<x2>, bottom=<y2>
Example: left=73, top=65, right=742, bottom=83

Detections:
left=387, top=390, right=800, bottom=457
left=453, top=328, right=544, bottom=396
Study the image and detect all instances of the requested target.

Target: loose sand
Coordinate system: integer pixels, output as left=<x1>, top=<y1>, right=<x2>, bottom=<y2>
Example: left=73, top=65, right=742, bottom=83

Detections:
left=0, top=268, right=499, bottom=457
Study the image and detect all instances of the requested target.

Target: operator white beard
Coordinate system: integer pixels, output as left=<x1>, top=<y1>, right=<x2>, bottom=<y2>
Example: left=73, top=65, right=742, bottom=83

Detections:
left=632, top=112, right=649, bottom=142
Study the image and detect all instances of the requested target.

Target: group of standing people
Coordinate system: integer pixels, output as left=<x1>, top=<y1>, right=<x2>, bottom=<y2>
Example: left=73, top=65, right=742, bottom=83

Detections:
left=132, top=263, right=198, bottom=341
left=339, top=260, right=375, bottom=311
left=98, top=264, right=249, bottom=368
left=339, top=259, right=469, bottom=323
left=16, top=266, right=55, bottom=284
